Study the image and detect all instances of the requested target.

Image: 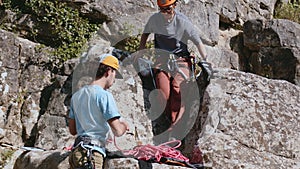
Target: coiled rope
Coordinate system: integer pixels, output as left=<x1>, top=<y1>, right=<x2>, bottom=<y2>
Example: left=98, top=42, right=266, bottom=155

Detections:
left=114, top=137, right=189, bottom=163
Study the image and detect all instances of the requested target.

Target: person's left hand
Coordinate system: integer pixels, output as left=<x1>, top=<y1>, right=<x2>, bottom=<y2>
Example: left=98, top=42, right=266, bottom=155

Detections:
left=198, top=61, right=213, bottom=82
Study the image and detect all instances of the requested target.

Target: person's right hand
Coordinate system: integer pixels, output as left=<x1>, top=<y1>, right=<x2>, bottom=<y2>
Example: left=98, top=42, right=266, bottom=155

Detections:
left=121, top=121, right=129, bottom=131
left=108, top=118, right=129, bottom=137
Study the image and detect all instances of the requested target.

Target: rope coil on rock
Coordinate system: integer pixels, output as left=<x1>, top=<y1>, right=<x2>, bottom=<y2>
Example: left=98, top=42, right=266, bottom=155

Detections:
left=114, top=137, right=189, bottom=163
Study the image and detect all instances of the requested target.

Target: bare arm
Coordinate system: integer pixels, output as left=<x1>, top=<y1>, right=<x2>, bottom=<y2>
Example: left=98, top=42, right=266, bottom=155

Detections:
left=108, top=117, right=129, bottom=137
left=196, top=42, right=212, bottom=81
left=196, top=42, right=207, bottom=61
left=133, top=33, right=150, bottom=63
left=68, top=118, right=77, bottom=135
left=139, top=33, right=150, bottom=50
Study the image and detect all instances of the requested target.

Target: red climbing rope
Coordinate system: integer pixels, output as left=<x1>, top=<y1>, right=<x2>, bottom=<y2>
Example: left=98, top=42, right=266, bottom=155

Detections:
left=114, top=138, right=189, bottom=163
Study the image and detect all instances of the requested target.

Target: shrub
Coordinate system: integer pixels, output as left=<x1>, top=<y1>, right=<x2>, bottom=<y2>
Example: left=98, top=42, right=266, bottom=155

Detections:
left=0, top=149, right=15, bottom=168
left=1, top=0, right=100, bottom=66
left=274, top=0, right=300, bottom=23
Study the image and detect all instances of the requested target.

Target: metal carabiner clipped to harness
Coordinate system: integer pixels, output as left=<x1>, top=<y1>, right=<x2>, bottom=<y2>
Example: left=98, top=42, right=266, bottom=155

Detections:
left=167, top=54, right=176, bottom=72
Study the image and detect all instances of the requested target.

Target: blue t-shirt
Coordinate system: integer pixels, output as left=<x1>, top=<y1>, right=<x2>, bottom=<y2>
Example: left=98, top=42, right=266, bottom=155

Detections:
left=69, top=85, right=121, bottom=157
left=143, top=10, right=202, bottom=55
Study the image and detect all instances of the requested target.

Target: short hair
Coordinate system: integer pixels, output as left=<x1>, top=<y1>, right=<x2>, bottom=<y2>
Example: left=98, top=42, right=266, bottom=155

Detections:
left=95, top=63, right=112, bottom=79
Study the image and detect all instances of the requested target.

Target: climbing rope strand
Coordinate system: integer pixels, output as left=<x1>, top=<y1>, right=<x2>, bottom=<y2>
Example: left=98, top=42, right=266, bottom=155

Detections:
left=114, top=137, right=189, bottom=162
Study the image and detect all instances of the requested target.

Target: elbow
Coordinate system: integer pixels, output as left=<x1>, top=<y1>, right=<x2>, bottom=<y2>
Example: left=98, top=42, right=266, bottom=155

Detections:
left=70, top=130, right=77, bottom=136
left=68, top=119, right=77, bottom=135
left=69, top=127, right=77, bottom=135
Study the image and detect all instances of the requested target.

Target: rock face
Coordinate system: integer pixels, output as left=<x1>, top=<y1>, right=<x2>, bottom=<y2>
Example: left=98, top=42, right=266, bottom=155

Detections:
left=10, top=68, right=300, bottom=169
left=13, top=150, right=70, bottom=169
left=183, top=68, right=300, bottom=168
left=0, top=29, right=53, bottom=147
left=0, top=0, right=300, bottom=169
left=12, top=149, right=190, bottom=169
left=242, top=19, right=300, bottom=85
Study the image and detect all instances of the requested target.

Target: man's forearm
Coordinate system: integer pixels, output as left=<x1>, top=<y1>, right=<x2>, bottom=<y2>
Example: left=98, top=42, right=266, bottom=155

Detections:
left=197, top=43, right=207, bottom=61
left=139, top=33, right=150, bottom=50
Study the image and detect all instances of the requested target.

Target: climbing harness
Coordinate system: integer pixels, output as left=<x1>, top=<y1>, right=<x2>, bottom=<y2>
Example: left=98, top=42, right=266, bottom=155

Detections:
left=167, top=53, right=197, bottom=82
left=167, top=54, right=189, bottom=80
left=70, top=135, right=104, bottom=169
left=71, top=142, right=94, bottom=169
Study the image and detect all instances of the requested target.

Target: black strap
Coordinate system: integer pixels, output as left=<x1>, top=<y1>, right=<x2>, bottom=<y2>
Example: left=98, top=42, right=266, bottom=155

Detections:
left=74, top=135, right=92, bottom=146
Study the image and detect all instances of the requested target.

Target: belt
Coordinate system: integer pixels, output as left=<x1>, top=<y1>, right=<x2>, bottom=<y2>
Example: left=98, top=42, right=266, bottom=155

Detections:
left=73, top=135, right=104, bottom=148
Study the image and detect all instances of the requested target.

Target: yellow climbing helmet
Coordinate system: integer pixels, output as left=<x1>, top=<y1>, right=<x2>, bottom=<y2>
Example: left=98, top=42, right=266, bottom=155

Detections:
left=157, top=0, right=176, bottom=7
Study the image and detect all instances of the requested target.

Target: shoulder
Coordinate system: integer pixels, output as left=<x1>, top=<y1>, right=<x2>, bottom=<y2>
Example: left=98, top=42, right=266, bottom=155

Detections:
left=175, top=11, right=191, bottom=22
left=148, top=12, right=163, bottom=22
left=72, top=85, right=87, bottom=97
left=94, top=88, right=115, bottom=104
left=151, top=12, right=161, bottom=18
left=93, top=86, right=110, bottom=97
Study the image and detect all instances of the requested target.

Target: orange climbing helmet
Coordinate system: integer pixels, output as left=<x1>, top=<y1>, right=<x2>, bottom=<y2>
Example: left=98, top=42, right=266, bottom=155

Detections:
left=157, top=0, right=177, bottom=7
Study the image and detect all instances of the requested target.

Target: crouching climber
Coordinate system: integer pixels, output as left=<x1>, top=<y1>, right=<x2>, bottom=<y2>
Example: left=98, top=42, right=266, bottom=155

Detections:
left=68, top=54, right=129, bottom=169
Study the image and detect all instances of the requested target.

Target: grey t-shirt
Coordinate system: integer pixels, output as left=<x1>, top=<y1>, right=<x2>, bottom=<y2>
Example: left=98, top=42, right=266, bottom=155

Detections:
left=143, top=10, right=202, bottom=55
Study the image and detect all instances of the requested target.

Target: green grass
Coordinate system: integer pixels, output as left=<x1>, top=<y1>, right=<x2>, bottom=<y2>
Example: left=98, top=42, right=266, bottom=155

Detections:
left=274, top=1, right=300, bottom=23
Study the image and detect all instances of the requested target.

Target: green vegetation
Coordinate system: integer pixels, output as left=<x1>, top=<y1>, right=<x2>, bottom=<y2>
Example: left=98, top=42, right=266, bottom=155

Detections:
left=115, top=34, right=155, bottom=61
left=115, top=35, right=154, bottom=54
left=1, top=0, right=100, bottom=65
left=114, top=23, right=154, bottom=54
left=274, top=0, right=300, bottom=23
left=0, top=149, right=15, bottom=168
left=113, top=23, right=154, bottom=62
